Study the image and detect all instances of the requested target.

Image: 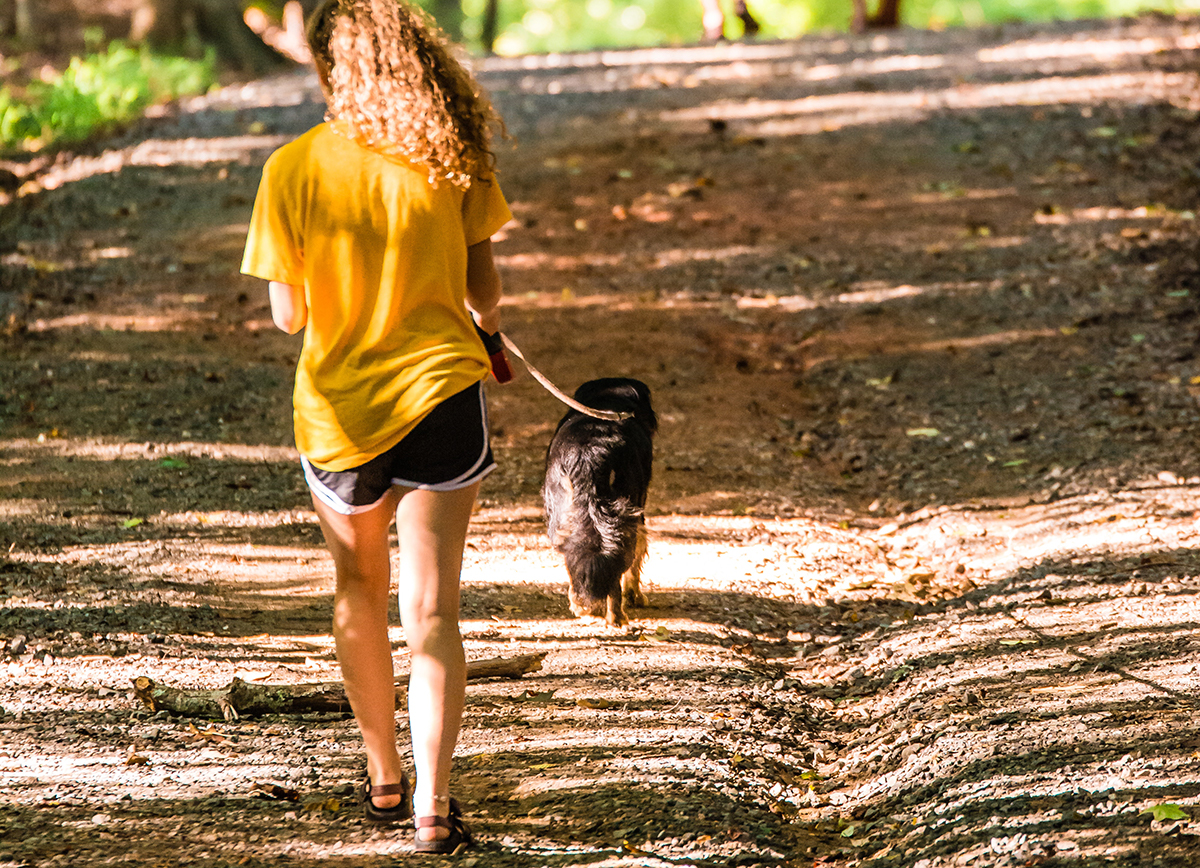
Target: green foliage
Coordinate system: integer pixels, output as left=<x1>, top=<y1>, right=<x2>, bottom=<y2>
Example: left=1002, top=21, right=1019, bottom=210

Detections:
left=428, top=0, right=1200, bottom=55
left=0, top=41, right=216, bottom=152
left=906, top=0, right=1200, bottom=28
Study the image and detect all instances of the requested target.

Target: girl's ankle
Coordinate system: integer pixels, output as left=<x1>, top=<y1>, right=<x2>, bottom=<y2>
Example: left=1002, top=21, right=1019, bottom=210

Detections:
left=413, top=793, right=450, bottom=818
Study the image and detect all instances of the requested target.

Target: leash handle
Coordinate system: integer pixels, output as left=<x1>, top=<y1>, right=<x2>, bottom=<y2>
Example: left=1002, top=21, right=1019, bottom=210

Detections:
left=474, top=324, right=513, bottom=383
left=498, top=333, right=632, bottom=422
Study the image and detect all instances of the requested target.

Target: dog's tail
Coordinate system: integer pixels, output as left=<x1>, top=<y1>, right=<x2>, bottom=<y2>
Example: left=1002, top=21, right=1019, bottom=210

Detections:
left=561, top=495, right=642, bottom=608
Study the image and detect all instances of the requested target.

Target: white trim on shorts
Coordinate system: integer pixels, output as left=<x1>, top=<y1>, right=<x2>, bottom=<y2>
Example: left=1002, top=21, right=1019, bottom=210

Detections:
left=301, top=386, right=495, bottom=516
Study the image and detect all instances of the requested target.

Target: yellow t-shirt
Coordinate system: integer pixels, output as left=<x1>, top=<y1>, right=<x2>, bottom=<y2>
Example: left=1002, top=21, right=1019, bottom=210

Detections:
left=241, top=122, right=512, bottom=471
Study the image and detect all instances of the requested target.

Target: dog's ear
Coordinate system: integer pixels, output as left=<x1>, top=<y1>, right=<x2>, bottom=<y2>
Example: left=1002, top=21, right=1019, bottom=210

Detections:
left=633, top=382, right=657, bottom=433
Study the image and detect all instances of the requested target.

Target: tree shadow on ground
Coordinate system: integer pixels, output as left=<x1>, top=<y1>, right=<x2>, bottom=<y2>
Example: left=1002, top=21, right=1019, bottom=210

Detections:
left=768, top=545, right=1200, bottom=867
left=0, top=743, right=823, bottom=868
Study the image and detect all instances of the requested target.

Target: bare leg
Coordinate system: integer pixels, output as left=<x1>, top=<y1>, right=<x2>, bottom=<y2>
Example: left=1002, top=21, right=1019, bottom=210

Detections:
left=313, top=489, right=407, bottom=810
left=394, top=483, right=479, bottom=843
left=700, top=0, right=725, bottom=41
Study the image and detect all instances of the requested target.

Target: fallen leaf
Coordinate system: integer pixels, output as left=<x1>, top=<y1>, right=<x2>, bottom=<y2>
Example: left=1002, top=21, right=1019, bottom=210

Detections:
left=622, top=840, right=654, bottom=856
left=302, top=797, right=341, bottom=814
left=1143, top=803, right=1189, bottom=822
left=186, top=723, right=229, bottom=744
left=576, top=697, right=611, bottom=709
left=125, top=753, right=150, bottom=766
left=252, top=782, right=299, bottom=801
left=122, top=518, right=144, bottom=529
left=906, top=428, right=939, bottom=438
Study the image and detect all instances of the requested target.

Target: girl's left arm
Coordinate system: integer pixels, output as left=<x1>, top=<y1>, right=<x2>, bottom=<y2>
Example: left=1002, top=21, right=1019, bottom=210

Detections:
left=269, top=281, right=307, bottom=334
left=465, top=240, right=503, bottom=335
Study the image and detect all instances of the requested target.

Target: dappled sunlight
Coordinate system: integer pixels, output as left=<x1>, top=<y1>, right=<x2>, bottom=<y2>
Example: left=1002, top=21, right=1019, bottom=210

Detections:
left=484, top=38, right=819, bottom=73
left=1034, top=203, right=1195, bottom=226
left=10, top=15, right=1198, bottom=203
left=0, top=437, right=297, bottom=464
left=803, top=51, right=947, bottom=81
left=154, top=509, right=314, bottom=530
left=33, top=134, right=293, bottom=193
left=463, top=512, right=887, bottom=610
left=482, top=18, right=1200, bottom=100
left=737, top=280, right=931, bottom=310
left=804, top=324, right=1064, bottom=366
left=496, top=243, right=760, bottom=273
left=495, top=250, right=626, bottom=270
left=7, top=17, right=1200, bottom=867
left=977, top=31, right=1200, bottom=64
left=28, top=311, right=220, bottom=332
left=0, top=499, right=43, bottom=518
left=662, top=71, right=1199, bottom=136
left=818, top=516, right=1200, bottom=862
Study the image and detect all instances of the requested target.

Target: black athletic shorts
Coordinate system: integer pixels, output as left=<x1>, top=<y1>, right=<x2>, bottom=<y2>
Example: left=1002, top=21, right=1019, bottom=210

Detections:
left=302, top=381, right=495, bottom=515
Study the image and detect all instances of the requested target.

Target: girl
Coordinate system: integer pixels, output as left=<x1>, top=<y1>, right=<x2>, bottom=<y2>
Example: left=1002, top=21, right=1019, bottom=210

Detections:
left=241, top=0, right=511, bottom=854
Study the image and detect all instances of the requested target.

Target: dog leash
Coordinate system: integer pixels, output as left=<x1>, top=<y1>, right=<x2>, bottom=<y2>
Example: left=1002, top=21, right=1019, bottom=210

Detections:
left=476, top=326, right=631, bottom=422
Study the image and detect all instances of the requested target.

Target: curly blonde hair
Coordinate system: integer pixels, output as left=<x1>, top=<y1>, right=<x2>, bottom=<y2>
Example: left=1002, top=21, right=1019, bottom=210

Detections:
left=306, top=0, right=504, bottom=188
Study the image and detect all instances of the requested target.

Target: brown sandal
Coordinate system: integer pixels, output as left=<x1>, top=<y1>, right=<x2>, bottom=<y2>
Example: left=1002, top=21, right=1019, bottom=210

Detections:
left=361, top=774, right=412, bottom=825
left=413, top=798, right=472, bottom=855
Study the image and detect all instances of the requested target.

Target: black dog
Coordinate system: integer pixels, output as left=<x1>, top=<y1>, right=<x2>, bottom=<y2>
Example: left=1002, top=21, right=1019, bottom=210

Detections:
left=543, top=378, right=656, bottom=627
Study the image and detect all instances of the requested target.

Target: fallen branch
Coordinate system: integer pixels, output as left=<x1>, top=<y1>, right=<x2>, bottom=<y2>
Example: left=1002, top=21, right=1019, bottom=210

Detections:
left=132, top=652, right=548, bottom=721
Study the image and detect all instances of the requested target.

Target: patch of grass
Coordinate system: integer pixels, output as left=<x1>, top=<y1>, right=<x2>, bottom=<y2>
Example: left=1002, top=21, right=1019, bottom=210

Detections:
left=0, top=40, right=216, bottom=152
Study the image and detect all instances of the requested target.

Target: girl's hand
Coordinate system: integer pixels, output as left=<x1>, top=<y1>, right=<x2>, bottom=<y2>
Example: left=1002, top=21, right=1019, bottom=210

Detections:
left=472, top=307, right=501, bottom=337
left=269, top=281, right=306, bottom=334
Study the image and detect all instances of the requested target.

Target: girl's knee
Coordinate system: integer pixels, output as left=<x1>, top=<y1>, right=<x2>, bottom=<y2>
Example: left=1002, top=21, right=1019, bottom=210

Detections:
left=403, top=613, right=462, bottom=654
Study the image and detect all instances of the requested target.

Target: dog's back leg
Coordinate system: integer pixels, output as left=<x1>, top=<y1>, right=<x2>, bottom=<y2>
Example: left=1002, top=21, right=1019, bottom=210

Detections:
left=622, top=519, right=648, bottom=609
left=604, top=587, right=627, bottom=627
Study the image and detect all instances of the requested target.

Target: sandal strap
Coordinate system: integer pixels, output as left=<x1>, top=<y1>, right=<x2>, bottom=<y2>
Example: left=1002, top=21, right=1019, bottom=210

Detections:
left=414, top=814, right=452, bottom=830
left=368, top=782, right=408, bottom=798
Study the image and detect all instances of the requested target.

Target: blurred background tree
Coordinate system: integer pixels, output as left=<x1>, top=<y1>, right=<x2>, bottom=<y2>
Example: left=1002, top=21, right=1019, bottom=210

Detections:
left=3, top=0, right=1200, bottom=64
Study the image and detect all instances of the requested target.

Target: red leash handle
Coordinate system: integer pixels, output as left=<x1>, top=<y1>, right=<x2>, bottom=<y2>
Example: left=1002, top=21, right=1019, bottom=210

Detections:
left=474, top=325, right=513, bottom=383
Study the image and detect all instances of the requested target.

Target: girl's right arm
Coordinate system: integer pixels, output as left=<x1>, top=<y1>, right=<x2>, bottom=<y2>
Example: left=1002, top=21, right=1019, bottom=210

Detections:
left=465, top=240, right=502, bottom=335
left=269, top=281, right=307, bottom=334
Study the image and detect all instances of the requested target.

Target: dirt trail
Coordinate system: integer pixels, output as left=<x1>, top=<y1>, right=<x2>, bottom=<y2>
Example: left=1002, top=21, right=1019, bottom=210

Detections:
left=4, top=16, right=1200, bottom=868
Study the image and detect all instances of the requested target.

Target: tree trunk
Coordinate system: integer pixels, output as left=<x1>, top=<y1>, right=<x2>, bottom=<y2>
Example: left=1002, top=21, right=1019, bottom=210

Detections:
left=14, top=0, right=33, bottom=41
left=130, top=0, right=292, bottom=75
left=480, top=0, right=499, bottom=55
left=851, top=0, right=902, bottom=33
left=733, top=0, right=760, bottom=39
